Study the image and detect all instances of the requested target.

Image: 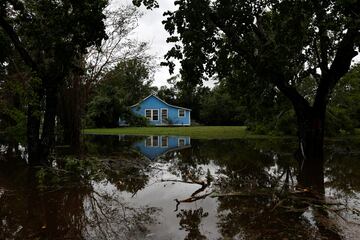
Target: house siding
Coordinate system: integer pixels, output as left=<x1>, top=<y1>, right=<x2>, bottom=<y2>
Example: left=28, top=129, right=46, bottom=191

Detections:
left=133, top=136, right=191, bottom=160
left=131, top=95, right=191, bottom=126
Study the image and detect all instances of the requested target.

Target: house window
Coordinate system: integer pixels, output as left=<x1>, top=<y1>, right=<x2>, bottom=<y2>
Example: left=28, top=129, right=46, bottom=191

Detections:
left=161, top=109, right=168, bottom=122
left=145, top=137, right=152, bottom=147
left=152, top=110, right=159, bottom=121
left=178, top=138, right=186, bottom=147
left=161, top=136, right=168, bottom=147
left=145, top=110, right=152, bottom=120
left=152, top=136, right=159, bottom=147
left=178, top=109, right=185, bottom=118
left=145, top=136, right=159, bottom=147
left=145, top=109, right=159, bottom=121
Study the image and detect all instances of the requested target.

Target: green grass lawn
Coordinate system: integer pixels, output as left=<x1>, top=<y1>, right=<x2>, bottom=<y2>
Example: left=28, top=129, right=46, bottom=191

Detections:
left=84, top=126, right=360, bottom=140
left=84, top=126, right=272, bottom=139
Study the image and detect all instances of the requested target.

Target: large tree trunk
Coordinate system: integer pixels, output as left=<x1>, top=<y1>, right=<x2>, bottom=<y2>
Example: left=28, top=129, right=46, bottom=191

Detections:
left=27, top=84, right=58, bottom=166
left=58, top=74, right=82, bottom=154
left=294, top=104, right=326, bottom=193
left=27, top=91, right=43, bottom=166
left=40, top=86, right=58, bottom=164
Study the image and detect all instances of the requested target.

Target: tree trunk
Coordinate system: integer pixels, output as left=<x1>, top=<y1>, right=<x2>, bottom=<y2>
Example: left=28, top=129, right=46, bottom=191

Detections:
left=39, top=86, right=58, bottom=164
left=27, top=93, right=42, bottom=166
left=295, top=105, right=326, bottom=193
left=27, top=83, right=59, bottom=166
left=57, top=73, right=82, bottom=154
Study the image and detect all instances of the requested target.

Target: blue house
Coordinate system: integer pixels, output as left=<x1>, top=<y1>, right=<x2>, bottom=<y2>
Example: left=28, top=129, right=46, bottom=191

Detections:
left=129, top=95, right=191, bottom=126
left=132, top=135, right=191, bottom=161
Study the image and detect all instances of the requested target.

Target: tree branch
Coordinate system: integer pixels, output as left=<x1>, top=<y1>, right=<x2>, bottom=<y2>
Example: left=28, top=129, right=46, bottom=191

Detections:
left=210, top=12, right=310, bottom=111
left=272, top=71, right=311, bottom=112
left=0, top=15, right=38, bottom=72
left=329, top=29, right=359, bottom=82
left=314, top=28, right=359, bottom=109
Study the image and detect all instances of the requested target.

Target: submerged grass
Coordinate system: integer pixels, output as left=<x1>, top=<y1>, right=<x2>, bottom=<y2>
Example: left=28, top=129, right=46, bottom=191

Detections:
left=83, top=126, right=275, bottom=139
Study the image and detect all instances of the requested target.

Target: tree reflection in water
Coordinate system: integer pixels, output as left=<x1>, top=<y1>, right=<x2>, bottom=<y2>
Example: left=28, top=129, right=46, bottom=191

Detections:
left=1, top=136, right=360, bottom=239
left=83, top=186, right=158, bottom=240
left=177, top=208, right=208, bottom=240
left=158, top=138, right=359, bottom=239
left=0, top=159, right=158, bottom=240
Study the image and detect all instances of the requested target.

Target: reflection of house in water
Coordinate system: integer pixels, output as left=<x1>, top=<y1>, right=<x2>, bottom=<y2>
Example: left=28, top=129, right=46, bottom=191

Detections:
left=132, top=136, right=191, bottom=161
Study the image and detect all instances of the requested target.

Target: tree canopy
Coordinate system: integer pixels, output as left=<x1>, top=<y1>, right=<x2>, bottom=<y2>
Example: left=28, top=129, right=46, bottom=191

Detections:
left=135, top=0, right=360, bottom=185
left=0, top=0, right=109, bottom=164
left=87, top=58, right=155, bottom=128
left=159, top=0, right=359, bottom=105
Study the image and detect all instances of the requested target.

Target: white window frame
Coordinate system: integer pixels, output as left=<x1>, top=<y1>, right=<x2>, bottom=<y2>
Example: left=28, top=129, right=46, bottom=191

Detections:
left=178, top=109, right=185, bottom=118
left=161, top=136, right=168, bottom=148
left=152, top=109, right=159, bottom=121
left=144, top=109, right=159, bottom=121
left=178, top=138, right=186, bottom=147
left=145, top=136, right=159, bottom=147
left=152, top=136, right=159, bottom=147
left=145, top=137, right=152, bottom=147
left=161, top=108, right=168, bottom=122
left=145, top=109, right=152, bottom=120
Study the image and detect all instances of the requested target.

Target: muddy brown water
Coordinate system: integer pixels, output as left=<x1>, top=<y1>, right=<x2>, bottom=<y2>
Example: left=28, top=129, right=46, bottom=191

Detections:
left=0, top=135, right=359, bottom=239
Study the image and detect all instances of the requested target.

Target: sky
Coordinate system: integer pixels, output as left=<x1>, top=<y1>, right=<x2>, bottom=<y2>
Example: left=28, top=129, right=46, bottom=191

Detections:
left=113, top=0, right=179, bottom=87
left=113, top=0, right=360, bottom=88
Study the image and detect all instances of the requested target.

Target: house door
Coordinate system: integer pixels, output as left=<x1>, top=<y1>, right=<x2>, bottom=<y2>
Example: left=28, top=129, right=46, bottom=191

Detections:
left=161, top=109, right=168, bottom=124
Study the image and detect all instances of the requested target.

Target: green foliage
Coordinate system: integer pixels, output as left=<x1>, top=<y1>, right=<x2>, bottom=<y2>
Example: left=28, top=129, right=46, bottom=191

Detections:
left=0, top=29, right=10, bottom=64
left=157, top=74, right=211, bottom=121
left=86, top=58, right=154, bottom=128
left=274, top=110, right=298, bottom=136
left=249, top=61, right=360, bottom=136
left=199, top=84, right=246, bottom=125
left=12, top=0, right=108, bottom=58
left=0, top=66, right=27, bottom=144
left=35, top=157, right=106, bottom=190
left=102, top=58, right=155, bottom=105
left=326, top=107, right=355, bottom=136
left=248, top=109, right=298, bottom=136
left=0, top=0, right=109, bottom=164
left=156, top=85, right=177, bottom=105
left=125, top=112, right=149, bottom=127
left=0, top=106, right=26, bottom=143
left=331, top=64, right=360, bottom=123
left=155, top=0, right=360, bottom=140
left=87, top=84, right=126, bottom=128
left=132, top=0, right=159, bottom=9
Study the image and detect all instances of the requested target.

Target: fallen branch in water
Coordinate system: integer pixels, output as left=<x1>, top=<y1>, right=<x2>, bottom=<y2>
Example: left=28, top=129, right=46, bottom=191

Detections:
left=168, top=176, right=211, bottom=211
left=174, top=191, right=213, bottom=212
left=161, top=179, right=206, bottom=186
left=211, top=190, right=273, bottom=198
left=271, top=199, right=286, bottom=212
left=169, top=179, right=360, bottom=227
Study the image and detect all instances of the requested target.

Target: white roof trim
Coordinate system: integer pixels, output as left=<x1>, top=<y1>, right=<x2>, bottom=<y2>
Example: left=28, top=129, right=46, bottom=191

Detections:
left=130, top=94, right=192, bottom=111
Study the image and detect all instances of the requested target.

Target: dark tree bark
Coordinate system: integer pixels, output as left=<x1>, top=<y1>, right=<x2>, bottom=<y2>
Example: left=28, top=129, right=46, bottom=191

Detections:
left=27, top=83, right=59, bottom=166
left=58, top=73, right=82, bottom=154
left=294, top=104, right=326, bottom=192
left=26, top=89, right=43, bottom=166
left=262, top=26, right=358, bottom=190
left=39, top=84, right=59, bottom=164
left=1, top=1, right=107, bottom=166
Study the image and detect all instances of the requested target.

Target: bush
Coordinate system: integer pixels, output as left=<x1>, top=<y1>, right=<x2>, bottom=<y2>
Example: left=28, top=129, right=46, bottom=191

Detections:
left=326, top=107, right=355, bottom=136
left=126, top=113, right=149, bottom=127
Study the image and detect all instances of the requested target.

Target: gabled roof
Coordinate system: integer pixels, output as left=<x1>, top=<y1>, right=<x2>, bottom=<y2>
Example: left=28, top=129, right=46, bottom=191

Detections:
left=133, top=144, right=192, bottom=161
left=130, top=94, right=192, bottom=111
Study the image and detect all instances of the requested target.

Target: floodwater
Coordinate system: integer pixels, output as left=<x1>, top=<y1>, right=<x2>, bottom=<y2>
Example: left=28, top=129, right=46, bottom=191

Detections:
left=1, top=135, right=360, bottom=240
